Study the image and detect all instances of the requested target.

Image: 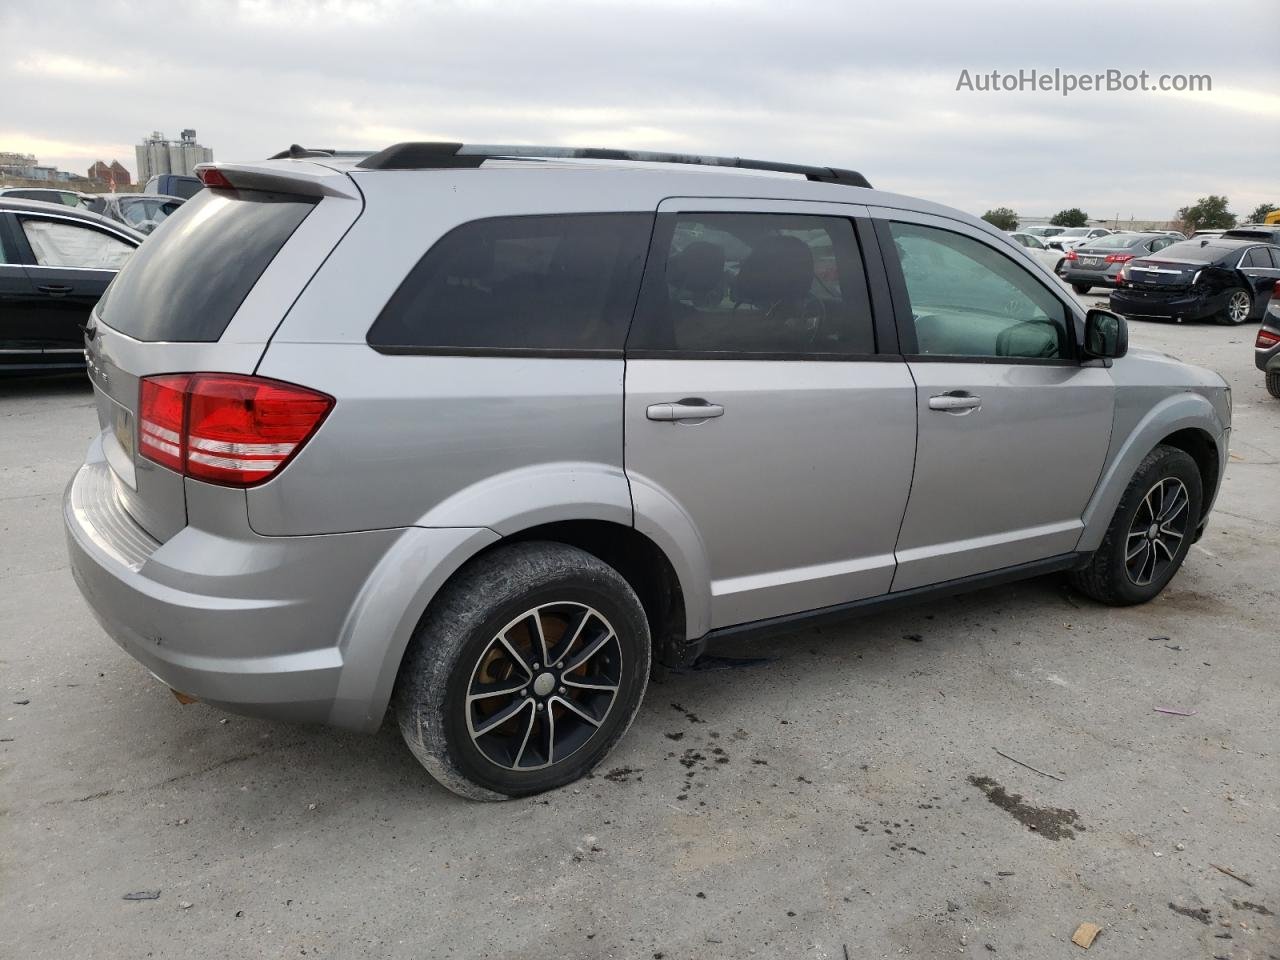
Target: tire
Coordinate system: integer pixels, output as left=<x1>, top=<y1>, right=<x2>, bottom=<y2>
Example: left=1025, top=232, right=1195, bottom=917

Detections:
left=1070, top=445, right=1202, bottom=606
left=1072, top=282, right=1092, bottom=295
left=394, top=541, right=651, bottom=800
left=1267, top=370, right=1280, bottom=399
left=1214, top=287, right=1252, bottom=325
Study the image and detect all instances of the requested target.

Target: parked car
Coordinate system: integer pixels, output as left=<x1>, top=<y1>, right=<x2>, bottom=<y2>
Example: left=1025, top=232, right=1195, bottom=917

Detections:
left=143, top=174, right=202, bottom=199
left=1058, top=232, right=1181, bottom=294
left=1190, top=229, right=1225, bottom=240
left=1021, top=225, right=1065, bottom=240
left=1008, top=231, right=1065, bottom=272
left=1045, top=226, right=1114, bottom=250
left=1111, top=237, right=1280, bottom=325
left=0, top=187, right=92, bottom=208
left=85, top=193, right=184, bottom=234
left=1222, top=224, right=1280, bottom=244
left=1256, top=285, right=1280, bottom=397
left=0, top=198, right=142, bottom=374
left=1158, top=231, right=1187, bottom=240
left=65, top=143, right=1230, bottom=800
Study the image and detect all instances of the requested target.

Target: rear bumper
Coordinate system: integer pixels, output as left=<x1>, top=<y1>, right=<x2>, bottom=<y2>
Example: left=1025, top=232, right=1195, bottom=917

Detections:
left=1109, top=287, right=1224, bottom=321
left=1058, top=264, right=1123, bottom=287
left=64, top=437, right=495, bottom=731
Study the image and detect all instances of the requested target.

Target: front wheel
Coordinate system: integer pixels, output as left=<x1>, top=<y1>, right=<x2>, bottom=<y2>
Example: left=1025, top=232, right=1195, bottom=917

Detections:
left=1070, top=445, right=1202, bottom=605
left=1215, top=288, right=1252, bottom=325
left=1267, top=370, right=1280, bottom=399
left=1072, top=282, right=1092, bottom=295
left=395, top=542, right=651, bottom=800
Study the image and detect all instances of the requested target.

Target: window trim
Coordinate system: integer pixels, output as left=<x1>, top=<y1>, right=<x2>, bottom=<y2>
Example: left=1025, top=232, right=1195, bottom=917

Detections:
left=874, top=216, right=1081, bottom=365
left=623, top=209, right=888, bottom=361
left=366, top=211, right=656, bottom=360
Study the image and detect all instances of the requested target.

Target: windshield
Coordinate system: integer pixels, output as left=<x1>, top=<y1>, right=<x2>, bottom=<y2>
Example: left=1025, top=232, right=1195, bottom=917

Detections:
left=1058, top=228, right=1091, bottom=237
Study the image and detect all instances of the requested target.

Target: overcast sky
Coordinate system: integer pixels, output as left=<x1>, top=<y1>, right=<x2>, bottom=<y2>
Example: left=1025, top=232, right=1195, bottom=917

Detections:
left=3, top=0, right=1277, bottom=221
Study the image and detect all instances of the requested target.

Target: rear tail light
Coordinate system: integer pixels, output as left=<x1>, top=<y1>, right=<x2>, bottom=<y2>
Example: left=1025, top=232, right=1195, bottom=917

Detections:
left=1064, top=249, right=1078, bottom=261
left=196, top=167, right=234, bottom=189
left=1104, top=253, right=1134, bottom=264
left=1257, top=329, right=1280, bottom=349
left=139, top=373, right=333, bottom=487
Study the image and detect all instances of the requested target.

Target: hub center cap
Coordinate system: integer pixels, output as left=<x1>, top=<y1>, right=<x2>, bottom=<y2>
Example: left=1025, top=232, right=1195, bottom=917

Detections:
left=532, top=672, right=556, bottom=697
left=1147, top=522, right=1160, bottom=540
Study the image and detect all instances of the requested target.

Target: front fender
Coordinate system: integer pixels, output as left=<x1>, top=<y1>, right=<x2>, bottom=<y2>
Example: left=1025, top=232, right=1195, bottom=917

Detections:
left=1077, top=391, right=1227, bottom=553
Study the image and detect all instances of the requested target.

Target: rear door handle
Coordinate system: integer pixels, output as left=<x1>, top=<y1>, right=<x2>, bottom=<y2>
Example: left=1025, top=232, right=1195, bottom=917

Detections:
left=928, top=392, right=982, bottom=413
left=646, top=399, right=725, bottom=422
left=37, top=284, right=74, bottom=297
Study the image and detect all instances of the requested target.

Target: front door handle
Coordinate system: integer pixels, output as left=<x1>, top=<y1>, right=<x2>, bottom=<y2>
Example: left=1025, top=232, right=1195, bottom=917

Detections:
left=37, top=284, right=74, bottom=297
left=928, top=392, right=982, bottom=413
left=646, top=398, right=725, bottom=422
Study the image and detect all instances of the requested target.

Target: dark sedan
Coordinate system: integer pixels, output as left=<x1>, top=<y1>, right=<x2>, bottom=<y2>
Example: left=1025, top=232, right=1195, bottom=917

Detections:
left=1058, top=232, right=1179, bottom=294
left=1110, top=238, right=1280, bottom=326
left=1256, top=285, right=1280, bottom=397
left=0, top=198, right=143, bottom=374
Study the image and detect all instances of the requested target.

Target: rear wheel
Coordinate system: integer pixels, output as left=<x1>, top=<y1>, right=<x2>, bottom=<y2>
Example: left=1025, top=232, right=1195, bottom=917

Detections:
left=395, top=542, right=651, bottom=800
left=1267, top=370, right=1280, bottom=399
left=1215, top=288, right=1252, bottom=325
left=1070, top=445, right=1202, bottom=605
left=1072, top=282, right=1092, bottom=295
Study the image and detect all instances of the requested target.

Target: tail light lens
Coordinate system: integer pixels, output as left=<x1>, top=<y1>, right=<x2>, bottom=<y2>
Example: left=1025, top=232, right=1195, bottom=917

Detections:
left=1257, top=329, right=1280, bottom=349
left=1104, top=253, right=1134, bottom=264
left=1064, top=249, right=1078, bottom=261
left=139, top=373, right=334, bottom=487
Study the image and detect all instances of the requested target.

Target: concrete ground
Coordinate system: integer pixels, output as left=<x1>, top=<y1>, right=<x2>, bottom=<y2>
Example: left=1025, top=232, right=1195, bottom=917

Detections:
left=2, top=305, right=1277, bottom=960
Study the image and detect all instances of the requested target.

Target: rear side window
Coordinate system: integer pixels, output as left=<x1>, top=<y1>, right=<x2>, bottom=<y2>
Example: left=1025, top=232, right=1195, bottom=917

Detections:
left=627, top=213, right=875, bottom=356
left=1242, top=248, right=1272, bottom=268
left=369, top=214, right=652, bottom=355
left=100, top=189, right=315, bottom=342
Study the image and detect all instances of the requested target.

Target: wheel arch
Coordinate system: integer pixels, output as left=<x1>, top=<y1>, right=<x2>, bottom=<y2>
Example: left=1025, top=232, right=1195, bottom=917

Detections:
left=1078, top=393, right=1226, bottom=553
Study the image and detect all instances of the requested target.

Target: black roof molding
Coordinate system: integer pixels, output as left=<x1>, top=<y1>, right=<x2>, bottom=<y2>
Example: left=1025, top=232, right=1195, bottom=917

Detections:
left=267, top=144, right=374, bottom=160
left=355, top=142, right=871, bottom=188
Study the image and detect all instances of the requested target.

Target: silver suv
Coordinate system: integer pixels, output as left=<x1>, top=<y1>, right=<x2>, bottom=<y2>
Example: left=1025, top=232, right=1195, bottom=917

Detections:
left=65, top=143, right=1231, bottom=800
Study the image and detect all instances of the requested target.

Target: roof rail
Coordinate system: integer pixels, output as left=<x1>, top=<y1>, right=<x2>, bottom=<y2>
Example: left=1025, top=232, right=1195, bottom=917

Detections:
left=267, top=144, right=373, bottom=160
left=355, top=142, right=872, bottom=188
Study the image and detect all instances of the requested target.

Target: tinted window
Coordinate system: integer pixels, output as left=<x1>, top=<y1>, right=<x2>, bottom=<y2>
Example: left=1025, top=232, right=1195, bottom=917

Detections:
left=1270, top=248, right=1280, bottom=269
left=1153, top=240, right=1236, bottom=263
left=20, top=217, right=134, bottom=269
left=889, top=221, right=1069, bottom=360
left=628, top=213, right=874, bottom=356
left=369, top=214, right=652, bottom=354
left=100, top=189, right=315, bottom=342
left=1243, top=248, right=1272, bottom=268
left=1089, top=234, right=1143, bottom=249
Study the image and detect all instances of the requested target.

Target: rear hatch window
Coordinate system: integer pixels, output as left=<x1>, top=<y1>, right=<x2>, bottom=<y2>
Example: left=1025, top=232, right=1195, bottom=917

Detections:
left=99, top=189, right=316, bottom=342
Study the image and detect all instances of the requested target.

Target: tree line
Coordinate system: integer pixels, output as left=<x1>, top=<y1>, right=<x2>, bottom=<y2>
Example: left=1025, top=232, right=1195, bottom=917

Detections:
left=980, top=199, right=1277, bottom=233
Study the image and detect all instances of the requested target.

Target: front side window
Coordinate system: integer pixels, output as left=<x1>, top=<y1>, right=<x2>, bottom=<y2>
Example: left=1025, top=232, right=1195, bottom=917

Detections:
left=628, top=213, right=874, bottom=356
left=20, top=218, right=134, bottom=269
left=889, top=221, right=1070, bottom=360
left=368, top=214, right=653, bottom=354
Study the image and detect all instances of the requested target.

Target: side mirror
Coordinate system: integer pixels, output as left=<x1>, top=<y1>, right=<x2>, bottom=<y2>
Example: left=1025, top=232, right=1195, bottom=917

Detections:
left=1083, top=308, right=1128, bottom=359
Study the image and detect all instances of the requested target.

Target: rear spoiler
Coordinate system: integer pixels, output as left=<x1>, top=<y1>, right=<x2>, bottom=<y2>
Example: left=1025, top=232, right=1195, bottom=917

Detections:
left=193, top=161, right=361, bottom=200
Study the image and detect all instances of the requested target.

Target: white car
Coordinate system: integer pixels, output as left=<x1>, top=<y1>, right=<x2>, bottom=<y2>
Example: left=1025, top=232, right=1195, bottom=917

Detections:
left=1008, top=231, right=1067, bottom=272
left=1045, top=227, right=1114, bottom=251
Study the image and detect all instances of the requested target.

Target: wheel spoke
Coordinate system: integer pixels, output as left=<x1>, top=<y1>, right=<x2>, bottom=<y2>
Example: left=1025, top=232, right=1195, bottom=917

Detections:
left=1126, top=538, right=1150, bottom=563
left=1158, top=486, right=1188, bottom=524
left=563, top=630, right=615, bottom=673
left=544, top=706, right=557, bottom=765
left=467, top=678, right=529, bottom=702
left=1152, top=537, right=1176, bottom=562
left=512, top=704, right=537, bottom=768
left=552, top=695, right=605, bottom=727
left=549, top=607, right=593, bottom=666
left=1140, top=543, right=1159, bottom=584
left=563, top=674, right=619, bottom=694
left=528, top=611, right=550, bottom=666
left=496, top=634, right=535, bottom=678
left=472, top=697, right=532, bottom=739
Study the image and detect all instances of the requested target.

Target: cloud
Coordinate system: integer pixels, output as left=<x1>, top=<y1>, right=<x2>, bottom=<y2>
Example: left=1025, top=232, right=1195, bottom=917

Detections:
left=1, top=0, right=1276, bottom=218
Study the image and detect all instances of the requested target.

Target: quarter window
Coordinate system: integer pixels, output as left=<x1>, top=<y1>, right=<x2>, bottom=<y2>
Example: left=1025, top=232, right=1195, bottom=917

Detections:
left=20, top=218, right=134, bottom=270
left=368, top=214, right=653, bottom=354
left=889, top=221, right=1070, bottom=360
left=627, top=213, right=875, bottom=356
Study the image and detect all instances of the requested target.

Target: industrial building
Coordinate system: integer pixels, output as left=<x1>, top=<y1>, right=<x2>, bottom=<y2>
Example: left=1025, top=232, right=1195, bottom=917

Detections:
left=135, top=129, right=213, bottom=183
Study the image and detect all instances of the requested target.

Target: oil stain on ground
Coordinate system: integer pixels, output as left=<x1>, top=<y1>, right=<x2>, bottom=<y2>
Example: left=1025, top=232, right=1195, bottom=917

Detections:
left=966, top=775, right=1084, bottom=840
